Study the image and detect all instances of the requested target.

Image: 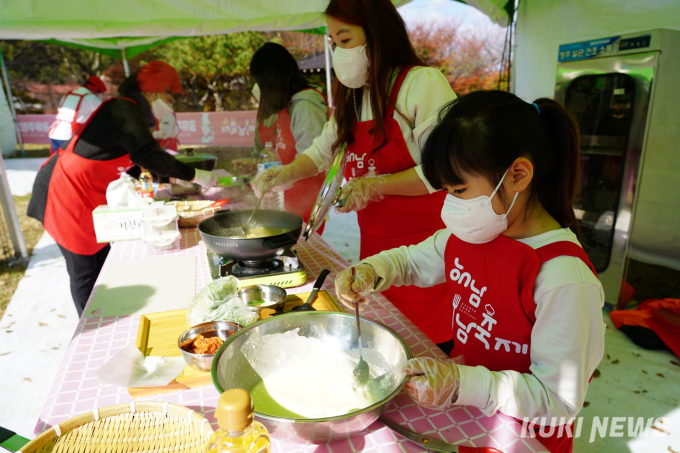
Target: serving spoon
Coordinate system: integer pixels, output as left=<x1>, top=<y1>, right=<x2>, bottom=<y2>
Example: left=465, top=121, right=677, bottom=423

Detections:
left=240, top=191, right=265, bottom=236
left=351, top=267, right=370, bottom=389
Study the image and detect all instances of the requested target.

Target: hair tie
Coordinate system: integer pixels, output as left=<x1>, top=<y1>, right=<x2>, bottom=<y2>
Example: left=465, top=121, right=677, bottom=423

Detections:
left=531, top=103, right=540, bottom=115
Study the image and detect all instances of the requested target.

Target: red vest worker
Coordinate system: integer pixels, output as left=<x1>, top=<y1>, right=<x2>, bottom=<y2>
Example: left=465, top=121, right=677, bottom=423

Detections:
left=235, top=43, right=328, bottom=229
left=48, top=75, right=107, bottom=153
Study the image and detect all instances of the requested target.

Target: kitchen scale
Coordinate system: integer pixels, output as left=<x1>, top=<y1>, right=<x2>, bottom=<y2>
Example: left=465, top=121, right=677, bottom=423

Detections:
left=206, top=247, right=307, bottom=288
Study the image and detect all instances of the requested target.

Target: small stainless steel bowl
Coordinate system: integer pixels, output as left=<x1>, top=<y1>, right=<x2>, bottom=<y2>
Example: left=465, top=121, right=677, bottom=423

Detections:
left=237, top=285, right=287, bottom=310
left=178, top=321, right=241, bottom=371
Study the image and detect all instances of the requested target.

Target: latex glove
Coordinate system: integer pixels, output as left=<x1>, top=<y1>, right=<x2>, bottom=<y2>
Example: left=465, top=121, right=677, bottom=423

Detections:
left=192, top=169, right=220, bottom=189
left=251, top=164, right=305, bottom=198
left=335, top=175, right=386, bottom=213
left=335, top=263, right=379, bottom=308
left=403, top=357, right=461, bottom=411
left=232, top=157, right=258, bottom=176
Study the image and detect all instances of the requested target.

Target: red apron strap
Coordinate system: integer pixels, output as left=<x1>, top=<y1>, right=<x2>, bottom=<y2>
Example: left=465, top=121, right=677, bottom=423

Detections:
left=385, top=66, right=415, bottom=119
left=536, top=240, right=598, bottom=277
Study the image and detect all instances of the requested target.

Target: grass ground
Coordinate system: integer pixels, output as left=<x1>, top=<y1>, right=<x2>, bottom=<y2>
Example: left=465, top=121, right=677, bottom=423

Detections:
left=0, top=195, right=45, bottom=319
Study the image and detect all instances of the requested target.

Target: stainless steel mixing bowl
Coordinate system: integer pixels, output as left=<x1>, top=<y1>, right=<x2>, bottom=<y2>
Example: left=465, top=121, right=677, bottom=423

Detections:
left=211, top=311, right=412, bottom=445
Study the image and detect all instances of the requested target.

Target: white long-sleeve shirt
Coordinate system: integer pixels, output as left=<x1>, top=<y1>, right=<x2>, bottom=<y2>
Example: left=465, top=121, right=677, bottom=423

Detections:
left=362, top=228, right=606, bottom=422
left=302, top=67, right=455, bottom=191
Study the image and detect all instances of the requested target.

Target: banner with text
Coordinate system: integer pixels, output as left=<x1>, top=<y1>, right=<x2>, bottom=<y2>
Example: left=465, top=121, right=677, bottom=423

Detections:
left=17, top=111, right=258, bottom=146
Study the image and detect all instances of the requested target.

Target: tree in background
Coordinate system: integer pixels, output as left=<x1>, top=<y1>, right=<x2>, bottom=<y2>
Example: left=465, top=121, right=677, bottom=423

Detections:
left=1, top=41, right=115, bottom=112
left=3, top=24, right=504, bottom=114
left=408, top=22, right=506, bottom=94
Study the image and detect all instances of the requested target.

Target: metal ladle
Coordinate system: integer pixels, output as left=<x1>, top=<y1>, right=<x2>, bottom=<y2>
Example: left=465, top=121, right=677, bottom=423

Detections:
left=351, top=267, right=370, bottom=388
left=240, top=191, right=265, bottom=236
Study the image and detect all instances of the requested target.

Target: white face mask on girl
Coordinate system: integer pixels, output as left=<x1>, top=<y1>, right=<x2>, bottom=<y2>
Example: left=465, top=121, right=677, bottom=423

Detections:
left=150, top=98, right=174, bottom=120
left=332, top=44, right=369, bottom=89
left=440, top=168, right=519, bottom=244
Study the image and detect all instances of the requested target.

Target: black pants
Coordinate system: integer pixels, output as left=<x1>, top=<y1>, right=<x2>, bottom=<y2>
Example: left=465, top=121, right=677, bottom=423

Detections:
left=58, top=244, right=110, bottom=316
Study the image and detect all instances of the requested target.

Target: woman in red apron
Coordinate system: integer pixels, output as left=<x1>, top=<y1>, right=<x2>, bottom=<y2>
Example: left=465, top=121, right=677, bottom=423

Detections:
left=335, top=91, right=606, bottom=452
left=233, top=43, right=328, bottom=230
left=251, top=0, right=456, bottom=348
left=28, top=61, right=220, bottom=315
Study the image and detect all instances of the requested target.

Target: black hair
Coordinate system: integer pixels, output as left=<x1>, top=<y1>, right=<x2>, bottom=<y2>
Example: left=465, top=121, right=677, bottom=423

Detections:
left=250, top=42, right=309, bottom=122
left=118, top=72, right=156, bottom=127
left=422, top=90, right=582, bottom=241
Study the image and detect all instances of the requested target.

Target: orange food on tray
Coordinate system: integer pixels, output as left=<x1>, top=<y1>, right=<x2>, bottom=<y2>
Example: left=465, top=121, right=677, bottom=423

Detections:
left=184, top=334, right=224, bottom=354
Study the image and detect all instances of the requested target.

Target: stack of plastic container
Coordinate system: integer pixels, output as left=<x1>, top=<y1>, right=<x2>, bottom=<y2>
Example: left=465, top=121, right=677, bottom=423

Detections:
left=141, top=205, right=180, bottom=252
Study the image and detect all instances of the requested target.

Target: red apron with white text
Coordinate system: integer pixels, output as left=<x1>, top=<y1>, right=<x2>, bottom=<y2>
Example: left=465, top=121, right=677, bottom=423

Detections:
left=258, top=88, right=327, bottom=233
left=44, top=98, right=135, bottom=255
left=445, top=234, right=597, bottom=452
left=344, top=67, right=450, bottom=343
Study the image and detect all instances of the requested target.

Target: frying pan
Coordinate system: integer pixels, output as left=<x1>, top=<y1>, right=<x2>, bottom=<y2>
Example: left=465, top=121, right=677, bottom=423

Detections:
left=198, top=210, right=302, bottom=261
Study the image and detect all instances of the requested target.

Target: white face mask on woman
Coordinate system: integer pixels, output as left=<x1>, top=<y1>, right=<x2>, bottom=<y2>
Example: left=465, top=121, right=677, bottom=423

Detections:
left=440, top=168, right=519, bottom=244
left=150, top=98, right=174, bottom=120
left=332, top=44, right=369, bottom=89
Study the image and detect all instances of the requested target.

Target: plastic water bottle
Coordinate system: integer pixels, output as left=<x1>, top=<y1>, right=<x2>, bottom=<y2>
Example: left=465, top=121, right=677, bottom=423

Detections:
left=257, top=142, right=284, bottom=211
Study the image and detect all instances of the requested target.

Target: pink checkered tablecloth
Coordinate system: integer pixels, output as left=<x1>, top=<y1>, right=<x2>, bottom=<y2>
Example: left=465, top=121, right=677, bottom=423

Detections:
left=34, top=228, right=547, bottom=453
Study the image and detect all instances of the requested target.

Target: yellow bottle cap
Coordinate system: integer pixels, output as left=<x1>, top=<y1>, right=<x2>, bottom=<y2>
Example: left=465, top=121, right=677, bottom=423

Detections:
left=216, top=389, right=254, bottom=432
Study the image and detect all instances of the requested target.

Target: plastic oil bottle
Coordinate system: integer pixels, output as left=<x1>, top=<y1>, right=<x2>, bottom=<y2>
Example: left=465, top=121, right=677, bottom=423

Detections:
left=206, top=389, right=271, bottom=453
left=256, top=142, right=284, bottom=211
left=139, top=167, right=154, bottom=199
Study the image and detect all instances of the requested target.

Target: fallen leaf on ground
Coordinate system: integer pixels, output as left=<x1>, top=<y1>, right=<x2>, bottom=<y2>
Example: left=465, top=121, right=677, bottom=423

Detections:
left=58, top=315, right=66, bottom=318
left=5, top=330, right=12, bottom=333
left=607, top=354, right=611, bottom=360
left=632, top=352, right=641, bottom=357
left=671, top=361, right=680, bottom=367
left=593, top=369, right=601, bottom=378
left=23, top=377, right=32, bottom=382
left=668, top=446, right=678, bottom=453
left=39, top=322, right=47, bottom=327
left=0, top=352, right=10, bottom=356
left=658, top=373, right=665, bottom=378
left=50, top=309, right=55, bottom=312
left=634, top=390, right=640, bottom=394
left=642, top=370, right=648, bottom=374
left=612, top=359, right=619, bottom=364
left=583, top=401, right=590, bottom=407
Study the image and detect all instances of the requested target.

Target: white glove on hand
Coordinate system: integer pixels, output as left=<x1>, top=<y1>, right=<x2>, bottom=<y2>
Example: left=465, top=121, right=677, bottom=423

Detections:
left=403, top=357, right=463, bottom=411
left=334, top=263, right=379, bottom=308
left=335, top=175, right=387, bottom=213
left=251, top=163, right=310, bottom=198
left=192, top=169, right=220, bottom=188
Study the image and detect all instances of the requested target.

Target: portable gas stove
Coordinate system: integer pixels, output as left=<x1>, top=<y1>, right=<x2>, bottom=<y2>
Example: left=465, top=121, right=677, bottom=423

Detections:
left=206, top=247, right=307, bottom=288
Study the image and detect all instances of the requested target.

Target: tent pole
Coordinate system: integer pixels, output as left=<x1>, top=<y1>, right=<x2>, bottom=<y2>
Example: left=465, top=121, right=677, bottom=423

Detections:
left=324, top=31, right=333, bottom=108
left=0, top=153, right=29, bottom=261
left=0, top=49, right=26, bottom=157
left=121, top=48, right=131, bottom=77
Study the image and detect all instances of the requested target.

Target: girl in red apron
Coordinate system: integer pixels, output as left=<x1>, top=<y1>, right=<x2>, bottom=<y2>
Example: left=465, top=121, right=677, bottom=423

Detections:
left=251, top=0, right=456, bottom=348
left=335, top=91, right=606, bottom=453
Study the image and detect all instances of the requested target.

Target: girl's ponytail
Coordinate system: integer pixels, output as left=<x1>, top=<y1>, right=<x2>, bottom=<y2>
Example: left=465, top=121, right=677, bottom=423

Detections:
left=533, top=98, right=582, bottom=242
